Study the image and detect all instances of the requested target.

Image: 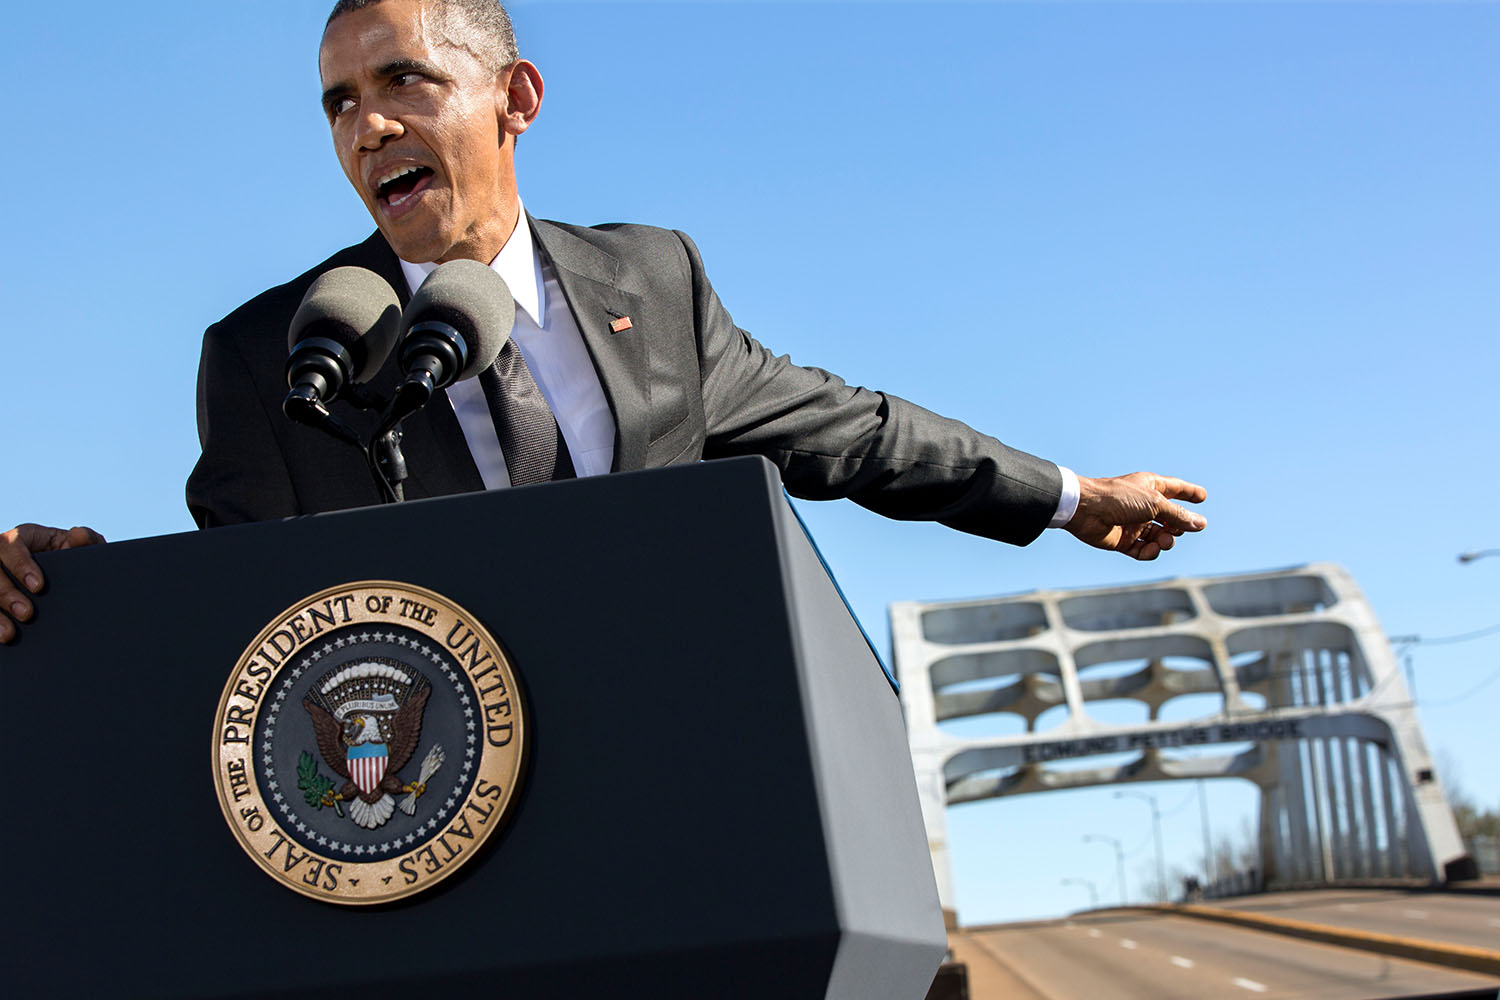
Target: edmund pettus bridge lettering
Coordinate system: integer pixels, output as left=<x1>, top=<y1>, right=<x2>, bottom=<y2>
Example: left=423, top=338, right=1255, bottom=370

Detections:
left=1021, top=720, right=1304, bottom=764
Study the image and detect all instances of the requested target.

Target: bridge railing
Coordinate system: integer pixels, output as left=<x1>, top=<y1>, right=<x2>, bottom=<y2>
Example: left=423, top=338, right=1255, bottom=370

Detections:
left=1193, top=867, right=1265, bottom=901
left=1465, top=835, right=1499, bottom=875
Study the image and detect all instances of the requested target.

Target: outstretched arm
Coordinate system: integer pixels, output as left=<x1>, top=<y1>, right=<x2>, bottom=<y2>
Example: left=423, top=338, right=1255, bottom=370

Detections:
left=1064, top=472, right=1207, bottom=560
left=0, top=523, right=107, bottom=644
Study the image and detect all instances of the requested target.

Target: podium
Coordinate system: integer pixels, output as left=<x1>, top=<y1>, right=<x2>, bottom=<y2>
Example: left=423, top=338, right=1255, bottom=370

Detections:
left=1, top=457, right=945, bottom=998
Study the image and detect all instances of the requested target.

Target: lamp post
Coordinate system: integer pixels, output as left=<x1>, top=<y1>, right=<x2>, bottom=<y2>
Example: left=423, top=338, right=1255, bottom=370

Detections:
left=1083, top=833, right=1127, bottom=905
left=1116, top=789, right=1167, bottom=901
left=1061, top=877, right=1099, bottom=910
left=1198, top=778, right=1215, bottom=886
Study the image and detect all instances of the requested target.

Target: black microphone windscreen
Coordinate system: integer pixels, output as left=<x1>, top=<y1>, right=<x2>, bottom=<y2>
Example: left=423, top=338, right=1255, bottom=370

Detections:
left=402, top=259, right=515, bottom=381
left=288, top=267, right=403, bottom=383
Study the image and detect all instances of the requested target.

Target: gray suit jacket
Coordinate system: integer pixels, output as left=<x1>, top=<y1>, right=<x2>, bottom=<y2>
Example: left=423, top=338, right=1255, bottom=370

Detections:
left=186, top=219, right=1062, bottom=543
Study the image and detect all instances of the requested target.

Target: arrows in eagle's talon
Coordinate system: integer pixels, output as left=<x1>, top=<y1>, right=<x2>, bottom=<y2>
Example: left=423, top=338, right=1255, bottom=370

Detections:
left=399, top=744, right=446, bottom=816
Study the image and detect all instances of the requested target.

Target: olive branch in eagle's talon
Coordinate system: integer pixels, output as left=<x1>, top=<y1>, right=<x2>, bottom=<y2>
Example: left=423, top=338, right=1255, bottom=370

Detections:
left=297, top=751, right=345, bottom=818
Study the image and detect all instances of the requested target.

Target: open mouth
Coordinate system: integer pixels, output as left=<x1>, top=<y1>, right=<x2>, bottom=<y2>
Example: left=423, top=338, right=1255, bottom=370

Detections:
left=375, top=165, right=435, bottom=209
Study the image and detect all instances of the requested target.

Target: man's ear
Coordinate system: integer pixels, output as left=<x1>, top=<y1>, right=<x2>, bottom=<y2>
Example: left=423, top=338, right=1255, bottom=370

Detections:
left=498, top=60, right=544, bottom=140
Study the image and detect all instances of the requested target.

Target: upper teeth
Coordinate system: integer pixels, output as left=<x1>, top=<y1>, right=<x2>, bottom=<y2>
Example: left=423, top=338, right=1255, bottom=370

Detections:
left=376, top=165, right=422, bottom=189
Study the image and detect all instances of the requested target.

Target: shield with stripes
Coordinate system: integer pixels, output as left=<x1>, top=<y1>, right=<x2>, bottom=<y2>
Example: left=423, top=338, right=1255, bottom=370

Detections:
left=347, top=741, right=389, bottom=797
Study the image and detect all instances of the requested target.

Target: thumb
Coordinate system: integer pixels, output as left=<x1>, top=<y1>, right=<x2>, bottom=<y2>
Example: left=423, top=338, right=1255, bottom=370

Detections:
left=1153, top=501, right=1207, bottom=532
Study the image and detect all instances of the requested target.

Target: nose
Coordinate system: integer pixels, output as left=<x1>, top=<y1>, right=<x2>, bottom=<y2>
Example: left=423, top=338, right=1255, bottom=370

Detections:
left=355, top=111, right=404, bottom=151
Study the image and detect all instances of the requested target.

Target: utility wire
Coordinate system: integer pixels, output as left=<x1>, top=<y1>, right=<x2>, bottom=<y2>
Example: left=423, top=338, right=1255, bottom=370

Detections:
left=1125, top=830, right=1155, bottom=858
left=1390, top=621, right=1500, bottom=647
left=1160, top=789, right=1198, bottom=819
left=1416, top=663, right=1500, bottom=708
left=1389, top=619, right=1500, bottom=706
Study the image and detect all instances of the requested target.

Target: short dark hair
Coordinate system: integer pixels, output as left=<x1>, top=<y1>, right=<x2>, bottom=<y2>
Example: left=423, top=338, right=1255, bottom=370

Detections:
left=325, top=0, right=519, bottom=73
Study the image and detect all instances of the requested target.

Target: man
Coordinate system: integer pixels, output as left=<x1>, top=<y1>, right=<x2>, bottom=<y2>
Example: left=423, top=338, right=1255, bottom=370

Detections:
left=0, top=0, right=1206, bottom=644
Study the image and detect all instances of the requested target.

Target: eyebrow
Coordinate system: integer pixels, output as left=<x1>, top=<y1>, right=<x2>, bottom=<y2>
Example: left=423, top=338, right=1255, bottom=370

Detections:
left=320, top=59, right=450, bottom=112
left=376, top=58, right=448, bottom=81
left=321, top=80, right=354, bottom=113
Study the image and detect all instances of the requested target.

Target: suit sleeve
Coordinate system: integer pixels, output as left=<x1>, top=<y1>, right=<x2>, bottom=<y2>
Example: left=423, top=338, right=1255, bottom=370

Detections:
left=679, top=231, right=1062, bottom=546
left=185, top=321, right=301, bottom=528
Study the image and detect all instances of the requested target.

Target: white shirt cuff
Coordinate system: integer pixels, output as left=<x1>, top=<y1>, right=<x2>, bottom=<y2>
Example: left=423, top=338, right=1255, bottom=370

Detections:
left=1048, top=465, right=1080, bottom=529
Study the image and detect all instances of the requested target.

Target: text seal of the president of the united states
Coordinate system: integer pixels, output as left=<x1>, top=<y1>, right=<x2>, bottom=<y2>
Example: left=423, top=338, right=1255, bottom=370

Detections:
left=212, top=581, right=526, bottom=904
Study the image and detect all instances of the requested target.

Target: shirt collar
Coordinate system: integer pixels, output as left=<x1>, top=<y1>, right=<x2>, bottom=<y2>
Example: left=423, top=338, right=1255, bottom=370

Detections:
left=396, top=202, right=547, bottom=327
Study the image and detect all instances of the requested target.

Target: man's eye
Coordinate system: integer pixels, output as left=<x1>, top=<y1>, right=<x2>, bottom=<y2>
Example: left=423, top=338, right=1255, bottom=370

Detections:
left=392, top=72, right=423, bottom=87
left=329, top=97, right=356, bottom=118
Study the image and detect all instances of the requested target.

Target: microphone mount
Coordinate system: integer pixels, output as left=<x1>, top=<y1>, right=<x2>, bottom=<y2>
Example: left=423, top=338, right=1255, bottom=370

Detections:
left=359, top=319, right=472, bottom=505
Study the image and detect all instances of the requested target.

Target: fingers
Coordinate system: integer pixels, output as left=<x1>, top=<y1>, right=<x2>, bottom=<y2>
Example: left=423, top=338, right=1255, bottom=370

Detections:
left=1120, top=532, right=1159, bottom=561
left=0, top=526, right=53, bottom=640
left=1, top=525, right=49, bottom=590
left=0, top=542, right=41, bottom=644
left=1121, top=472, right=1207, bottom=533
left=61, top=526, right=107, bottom=549
left=1148, top=474, right=1208, bottom=505
left=1110, top=521, right=1188, bottom=561
left=0, top=523, right=106, bottom=645
left=1132, top=525, right=1169, bottom=560
left=1154, top=500, right=1207, bottom=533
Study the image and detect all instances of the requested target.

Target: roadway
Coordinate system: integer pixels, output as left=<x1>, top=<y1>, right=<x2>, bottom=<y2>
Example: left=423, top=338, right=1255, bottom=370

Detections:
left=954, top=908, right=1500, bottom=999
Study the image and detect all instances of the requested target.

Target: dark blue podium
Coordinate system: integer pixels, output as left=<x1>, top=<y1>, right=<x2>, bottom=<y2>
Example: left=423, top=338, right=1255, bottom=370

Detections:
left=1, top=457, right=945, bottom=998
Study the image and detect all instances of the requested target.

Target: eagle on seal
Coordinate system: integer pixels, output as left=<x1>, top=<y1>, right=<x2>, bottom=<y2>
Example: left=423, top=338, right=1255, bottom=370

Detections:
left=303, top=662, right=434, bottom=829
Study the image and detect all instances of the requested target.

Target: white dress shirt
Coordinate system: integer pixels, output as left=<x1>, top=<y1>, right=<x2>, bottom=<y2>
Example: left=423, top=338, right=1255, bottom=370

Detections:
left=400, top=209, right=615, bottom=488
left=400, top=208, right=1079, bottom=527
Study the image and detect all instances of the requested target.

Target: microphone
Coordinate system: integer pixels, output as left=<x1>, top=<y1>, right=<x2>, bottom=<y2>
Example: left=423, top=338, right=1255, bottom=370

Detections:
left=365, top=260, right=515, bottom=504
left=283, top=267, right=402, bottom=422
left=395, top=259, right=514, bottom=406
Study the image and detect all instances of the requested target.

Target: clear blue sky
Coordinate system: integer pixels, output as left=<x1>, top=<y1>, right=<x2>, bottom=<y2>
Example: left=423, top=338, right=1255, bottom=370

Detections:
left=7, top=1, right=1497, bottom=924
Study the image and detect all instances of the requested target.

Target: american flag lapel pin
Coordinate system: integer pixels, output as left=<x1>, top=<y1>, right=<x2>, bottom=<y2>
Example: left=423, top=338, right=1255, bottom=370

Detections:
left=609, top=315, right=633, bottom=334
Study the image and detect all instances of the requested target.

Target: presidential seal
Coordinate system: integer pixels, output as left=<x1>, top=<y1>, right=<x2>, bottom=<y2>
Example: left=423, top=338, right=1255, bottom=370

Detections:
left=212, top=582, right=526, bottom=904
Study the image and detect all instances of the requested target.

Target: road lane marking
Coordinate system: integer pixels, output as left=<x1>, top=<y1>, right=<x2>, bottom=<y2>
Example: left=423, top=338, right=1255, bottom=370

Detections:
left=1088, top=929, right=1102, bottom=938
left=1401, top=908, right=1429, bottom=919
left=1233, top=978, right=1269, bottom=993
left=1120, top=939, right=1138, bottom=950
left=1171, top=956, right=1195, bottom=969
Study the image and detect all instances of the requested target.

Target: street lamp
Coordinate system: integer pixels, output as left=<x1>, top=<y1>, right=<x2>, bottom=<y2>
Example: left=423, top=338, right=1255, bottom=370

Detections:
left=1198, top=778, right=1215, bottom=886
left=1116, top=789, right=1167, bottom=901
left=1083, top=833, right=1127, bottom=905
left=1458, top=549, right=1500, bottom=564
left=1061, top=877, right=1099, bottom=909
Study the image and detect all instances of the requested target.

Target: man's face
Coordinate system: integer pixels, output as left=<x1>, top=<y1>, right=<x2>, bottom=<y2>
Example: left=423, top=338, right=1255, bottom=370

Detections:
left=319, top=0, right=517, bottom=263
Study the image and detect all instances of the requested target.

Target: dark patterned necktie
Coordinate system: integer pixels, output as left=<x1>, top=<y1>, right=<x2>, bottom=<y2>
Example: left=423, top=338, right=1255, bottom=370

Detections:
left=478, top=340, right=576, bottom=486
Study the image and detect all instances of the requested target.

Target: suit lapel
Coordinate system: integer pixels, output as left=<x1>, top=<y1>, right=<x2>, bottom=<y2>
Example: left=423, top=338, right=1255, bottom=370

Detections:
left=341, top=218, right=653, bottom=492
left=530, top=217, right=651, bottom=472
left=344, top=232, right=486, bottom=500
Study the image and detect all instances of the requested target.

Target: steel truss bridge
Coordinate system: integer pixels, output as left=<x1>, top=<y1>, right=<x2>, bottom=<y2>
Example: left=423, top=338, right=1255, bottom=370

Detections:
left=891, top=564, right=1472, bottom=916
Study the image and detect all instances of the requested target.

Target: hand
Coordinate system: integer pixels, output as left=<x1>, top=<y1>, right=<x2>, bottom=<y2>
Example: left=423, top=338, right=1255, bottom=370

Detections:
left=1065, top=472, right=1206, bottom=561
left=0, top=523, right=106, bottom=644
